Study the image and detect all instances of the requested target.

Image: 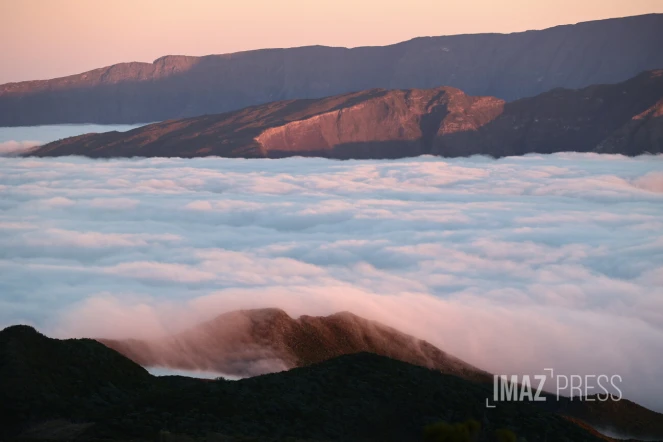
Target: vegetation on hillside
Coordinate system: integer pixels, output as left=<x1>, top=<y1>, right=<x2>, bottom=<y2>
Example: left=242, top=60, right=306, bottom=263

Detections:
left=1, top=325, right=659, bottom=442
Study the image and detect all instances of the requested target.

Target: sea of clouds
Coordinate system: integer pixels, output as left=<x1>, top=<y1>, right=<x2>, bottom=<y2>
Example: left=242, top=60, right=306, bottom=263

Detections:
left=0, top=126, right=662, bottom=411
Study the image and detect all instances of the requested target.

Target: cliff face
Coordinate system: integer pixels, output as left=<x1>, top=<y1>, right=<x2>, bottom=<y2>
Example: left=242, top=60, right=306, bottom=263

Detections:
left=597, top=96, right=663, bottom=155
left=2, top=14, right=663, bottom=126
left=431, top=69, right=663, bottom=157
left=99, top=308, right=491, bottom=382
left=28, top=70, right=663, bottom=158
left=27, top=86, right=503, bottom=158
left=255, top=88, right=505, bottom=158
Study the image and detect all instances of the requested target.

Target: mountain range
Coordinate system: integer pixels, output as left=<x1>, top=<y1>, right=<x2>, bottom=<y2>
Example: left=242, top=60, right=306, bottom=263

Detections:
left=1, top=14, right=663, bottom=127
left=2, top=309, right=662, bottom=441
left=28, top=69, right=663, bottom=158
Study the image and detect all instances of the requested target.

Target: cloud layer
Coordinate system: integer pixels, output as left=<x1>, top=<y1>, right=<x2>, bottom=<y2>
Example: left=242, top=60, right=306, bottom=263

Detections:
left=0, top=149, right=662, bottom=411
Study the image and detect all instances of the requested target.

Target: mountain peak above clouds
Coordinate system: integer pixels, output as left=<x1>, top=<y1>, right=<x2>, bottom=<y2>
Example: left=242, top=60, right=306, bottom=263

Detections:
left=27, top=70, right=663, bottom=159
left=99, top=308, right=492, bottom=381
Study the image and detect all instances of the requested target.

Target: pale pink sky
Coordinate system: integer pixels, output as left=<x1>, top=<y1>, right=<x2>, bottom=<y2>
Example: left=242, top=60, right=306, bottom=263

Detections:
left=1, top=0, right=662, bottom=84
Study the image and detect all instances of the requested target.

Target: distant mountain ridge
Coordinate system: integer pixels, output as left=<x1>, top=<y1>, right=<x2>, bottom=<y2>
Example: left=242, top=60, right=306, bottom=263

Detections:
left=99, top=308, right=491, bottom=382
left=28, top=70, right=663, bottom=158
left=1, top=13, right=663, bottom=126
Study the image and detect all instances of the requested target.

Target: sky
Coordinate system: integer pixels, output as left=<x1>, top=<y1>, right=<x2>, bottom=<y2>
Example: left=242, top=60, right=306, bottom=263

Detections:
left=1, top=126, right=663, bottom=411
left=1, top=0, right=662, bottom=84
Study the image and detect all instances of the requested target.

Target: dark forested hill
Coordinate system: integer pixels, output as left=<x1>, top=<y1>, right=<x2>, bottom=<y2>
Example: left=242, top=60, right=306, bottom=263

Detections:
left=2, top=317, right=663, bottom=441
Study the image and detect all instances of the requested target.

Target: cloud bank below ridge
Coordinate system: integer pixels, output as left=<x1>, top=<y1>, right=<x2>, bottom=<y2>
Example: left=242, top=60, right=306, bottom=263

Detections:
left=0, top=152, right=661, bottom=411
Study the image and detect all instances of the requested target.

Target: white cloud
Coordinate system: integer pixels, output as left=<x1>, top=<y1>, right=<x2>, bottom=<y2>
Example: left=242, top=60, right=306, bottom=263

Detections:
left=0, top=147, right=662, bottom=411
left=16, top=228, right=181, bottom=249
left=39, top=196, right=76, bottom=208
left=0, top=140, right=41, bottom=156
left=633, top=171, right=663, bottom=193
left=104, top=261, right=218, bottom=283
left=185, top=200, right=213, bottom=211
left=87, top=198, right=140, bottom=210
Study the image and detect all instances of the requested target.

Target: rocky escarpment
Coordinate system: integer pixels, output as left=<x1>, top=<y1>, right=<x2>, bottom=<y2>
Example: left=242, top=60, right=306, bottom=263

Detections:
left=430, top=69, right=663, bottom=157
left=1, top=13, right=663, bottom=126
left=255, top=88, right=504, bottom=158
left=99, top=308, right=491, bottom=382
left=27, top=86, right=505, bottom=158
left=28, top=70, right=663, bottom=158
left=597, top=95, right=663, bottom=154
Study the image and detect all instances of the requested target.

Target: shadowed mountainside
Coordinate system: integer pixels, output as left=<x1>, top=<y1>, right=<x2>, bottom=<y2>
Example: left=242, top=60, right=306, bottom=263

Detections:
left=0, top=325, right=152, bottom=439
left=430, top=70, right=663, bottom=157
left=597, top=97, right=663, bottom=154
left=2, top=14, right=663, bottom=126
left=99, top=308, right=491, bottom=382
left=28, top=70, right=663, bottom=158
left=4, top=324, right=663, bottom=442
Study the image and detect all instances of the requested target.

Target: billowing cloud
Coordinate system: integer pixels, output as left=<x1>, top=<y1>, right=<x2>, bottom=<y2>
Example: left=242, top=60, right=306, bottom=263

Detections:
left=87, top=198, right=141, bottom=210
left=633, top=171, right=663, bottom=193
left=0, top=140, right=41, bottom=156
left=0, top=147, right=662, bottom=411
